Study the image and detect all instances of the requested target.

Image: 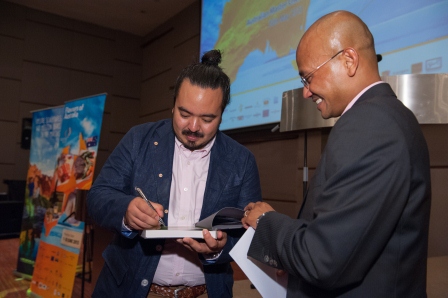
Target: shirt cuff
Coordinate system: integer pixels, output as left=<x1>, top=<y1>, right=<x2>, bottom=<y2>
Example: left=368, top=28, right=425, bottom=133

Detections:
left=121, top=218, right=133, bottom=237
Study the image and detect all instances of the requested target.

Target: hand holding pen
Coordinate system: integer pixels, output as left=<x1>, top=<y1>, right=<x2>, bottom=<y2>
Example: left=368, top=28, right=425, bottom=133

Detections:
left=135, top=187, right=166, bottom=227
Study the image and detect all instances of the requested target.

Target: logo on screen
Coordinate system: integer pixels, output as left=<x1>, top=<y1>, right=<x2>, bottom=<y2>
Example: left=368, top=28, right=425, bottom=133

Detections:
left=426, top=57, right=442, bottom=71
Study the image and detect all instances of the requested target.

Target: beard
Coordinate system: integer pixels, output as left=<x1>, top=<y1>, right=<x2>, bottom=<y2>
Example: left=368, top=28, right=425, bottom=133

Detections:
left=176, top=129, right=215, bottom=151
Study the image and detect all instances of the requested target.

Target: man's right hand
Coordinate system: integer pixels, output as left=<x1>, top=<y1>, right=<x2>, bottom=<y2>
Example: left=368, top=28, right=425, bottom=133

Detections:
left=124, top=197, right=164, bottom=230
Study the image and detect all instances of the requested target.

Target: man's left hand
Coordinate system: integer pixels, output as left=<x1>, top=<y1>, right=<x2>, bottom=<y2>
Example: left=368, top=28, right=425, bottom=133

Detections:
left=177, top=230, right=227, bottom=254
left=241, top=201, right=275, bottom=229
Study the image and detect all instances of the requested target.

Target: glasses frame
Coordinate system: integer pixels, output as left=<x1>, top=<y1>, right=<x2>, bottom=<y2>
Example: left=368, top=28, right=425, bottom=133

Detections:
left=300, top=49, right=344, bottom=88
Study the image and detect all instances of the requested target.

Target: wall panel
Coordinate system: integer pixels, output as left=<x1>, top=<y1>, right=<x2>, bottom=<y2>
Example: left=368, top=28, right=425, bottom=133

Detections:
left=0, top=78, right=21, bottom=122
left=107, top=96, right=140, bottom=133
left=141, top=70, right=175, bottom=115
left=428, top=168, right=448, bottom=257
left=24, top=6, right=80, bottom=32
left=168, top=1, right=201, bottom=44
left=71, top=32, right=115, bottom=75
left=24, top=22, right=72, bottom=67
left=112, top=60, right=141, bottom=99
left=98, top=112, right=111, bottom=151
left=21, top=61, right=71, bottom=105
left=247, top=138, right=301, bottom=202
left=68, top=72, right=111, bottom=100
left=114, top=31, right=142, bottom=64
left=72, top=20, right=115, bottom=40
left=0, top=35, right=24, bottom=79
left=422, top=124, right=448, bottom=166
left=0, top=1, right=26, bottom=38
left=0, top=122, right=18, bottom=164
left=171, top=35, right=201, bottom=76
left=12, top=143, right=30, bottom=179
left=142, top=32, right=176, bottom=80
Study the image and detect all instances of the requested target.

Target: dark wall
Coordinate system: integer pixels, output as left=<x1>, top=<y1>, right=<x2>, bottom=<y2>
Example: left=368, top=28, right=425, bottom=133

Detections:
left=0, top=0, right=142, bottom=194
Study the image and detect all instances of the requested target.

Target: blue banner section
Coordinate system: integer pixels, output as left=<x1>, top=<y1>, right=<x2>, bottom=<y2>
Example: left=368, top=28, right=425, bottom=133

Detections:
left=56, top=93, right=106, bottom=192
left=17, top=106, right=64, bottom=277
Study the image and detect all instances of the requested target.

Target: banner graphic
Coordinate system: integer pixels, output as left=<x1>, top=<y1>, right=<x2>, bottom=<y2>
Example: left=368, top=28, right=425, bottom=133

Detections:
left=29, top=93, right=106, bottom=297
left=17, top=106, right=64, bottom=277
left=29, top=217, right=85, bottom=298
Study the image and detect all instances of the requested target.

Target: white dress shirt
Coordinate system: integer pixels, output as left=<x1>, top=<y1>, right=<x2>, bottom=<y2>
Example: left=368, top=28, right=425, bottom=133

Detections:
left=152, top=136, right=215, bottom=286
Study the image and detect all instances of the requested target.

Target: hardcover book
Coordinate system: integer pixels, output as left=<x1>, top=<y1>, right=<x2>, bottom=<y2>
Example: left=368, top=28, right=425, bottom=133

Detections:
left=141, top=226, right=217, bottom=239
left=141, top=207, right=245, bottom=239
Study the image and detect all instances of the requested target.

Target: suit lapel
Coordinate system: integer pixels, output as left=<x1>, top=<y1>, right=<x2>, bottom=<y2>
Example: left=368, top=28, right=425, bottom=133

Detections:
left=152, top=121, right=175, bottom=212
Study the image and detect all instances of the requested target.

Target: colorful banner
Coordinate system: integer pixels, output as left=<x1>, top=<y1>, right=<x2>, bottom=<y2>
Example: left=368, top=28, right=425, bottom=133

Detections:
left=17, top=106, right=64, bottom=277
left=55, top=93, right=106, bottom=218
left=29, top=93, right=106, bottom=298
left=29, top=213, right=85, bottom=298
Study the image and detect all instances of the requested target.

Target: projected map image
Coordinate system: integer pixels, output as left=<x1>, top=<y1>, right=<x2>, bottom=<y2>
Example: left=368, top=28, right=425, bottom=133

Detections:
left=201, top=0, right=448, bottom=130
left=202, top=0, right=309, bottom=130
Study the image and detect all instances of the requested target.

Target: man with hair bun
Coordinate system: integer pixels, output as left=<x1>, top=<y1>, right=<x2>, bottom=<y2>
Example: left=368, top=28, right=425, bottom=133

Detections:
left=242, top=11, right=431, bottom=297
left=88, top=49, right=262, bottom=298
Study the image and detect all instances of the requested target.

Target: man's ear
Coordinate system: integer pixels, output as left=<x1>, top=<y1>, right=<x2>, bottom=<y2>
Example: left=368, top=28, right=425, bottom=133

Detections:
left=343, top=47, right=358, bottom=77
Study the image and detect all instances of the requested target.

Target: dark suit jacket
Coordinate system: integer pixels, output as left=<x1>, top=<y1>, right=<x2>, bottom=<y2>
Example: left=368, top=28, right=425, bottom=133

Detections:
left=248, top=83, right=431, bottom=297
left=87, top=119, right=262, bottom=298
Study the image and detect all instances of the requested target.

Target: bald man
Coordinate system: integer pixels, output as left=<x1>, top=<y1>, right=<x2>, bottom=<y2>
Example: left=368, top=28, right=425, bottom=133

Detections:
left=242, top=11, right=431, bottom=297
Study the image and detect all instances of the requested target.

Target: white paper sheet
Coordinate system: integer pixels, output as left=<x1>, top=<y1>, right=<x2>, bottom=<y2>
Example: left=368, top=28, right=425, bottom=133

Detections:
left=229, top=228, right=288, bottom=297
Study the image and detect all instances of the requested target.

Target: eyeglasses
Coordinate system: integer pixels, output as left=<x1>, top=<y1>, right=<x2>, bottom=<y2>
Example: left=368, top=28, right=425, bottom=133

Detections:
left=300, top=50, right=344, bottom=88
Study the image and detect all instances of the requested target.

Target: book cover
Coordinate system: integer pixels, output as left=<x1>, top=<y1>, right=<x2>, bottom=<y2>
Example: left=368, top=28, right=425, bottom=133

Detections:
left=195, top=207, right=245, bottom=230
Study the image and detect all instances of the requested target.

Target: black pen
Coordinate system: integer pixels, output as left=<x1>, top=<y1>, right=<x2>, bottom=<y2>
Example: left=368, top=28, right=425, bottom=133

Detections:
left=135, top=187, right=166, bottom=227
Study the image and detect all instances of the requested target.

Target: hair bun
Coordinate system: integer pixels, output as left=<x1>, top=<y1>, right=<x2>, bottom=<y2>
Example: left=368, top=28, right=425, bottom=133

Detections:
left=201, top=49, right=222, bottom=66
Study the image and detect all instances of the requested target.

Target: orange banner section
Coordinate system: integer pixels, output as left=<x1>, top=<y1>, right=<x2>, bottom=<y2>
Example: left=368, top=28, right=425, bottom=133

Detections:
left=30, top=240, right=81, bottom=298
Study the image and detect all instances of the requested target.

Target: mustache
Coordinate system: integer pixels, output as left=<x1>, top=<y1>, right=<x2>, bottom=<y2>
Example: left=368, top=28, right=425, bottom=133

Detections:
left=182, top=130, right=204, bottom=138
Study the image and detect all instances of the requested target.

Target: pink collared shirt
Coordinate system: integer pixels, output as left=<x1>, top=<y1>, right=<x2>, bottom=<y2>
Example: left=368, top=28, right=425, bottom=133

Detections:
left=342, top=81, right=384, bottom=115
left=152, top=136, right=216, bottom=286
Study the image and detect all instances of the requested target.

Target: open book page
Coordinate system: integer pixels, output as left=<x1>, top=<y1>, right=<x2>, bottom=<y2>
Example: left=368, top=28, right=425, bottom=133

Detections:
left=141, top=226, right=217, bottom=239
left=195, top=207, right=245, bottom=230
left=229, top=228, right=288, bottom=297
